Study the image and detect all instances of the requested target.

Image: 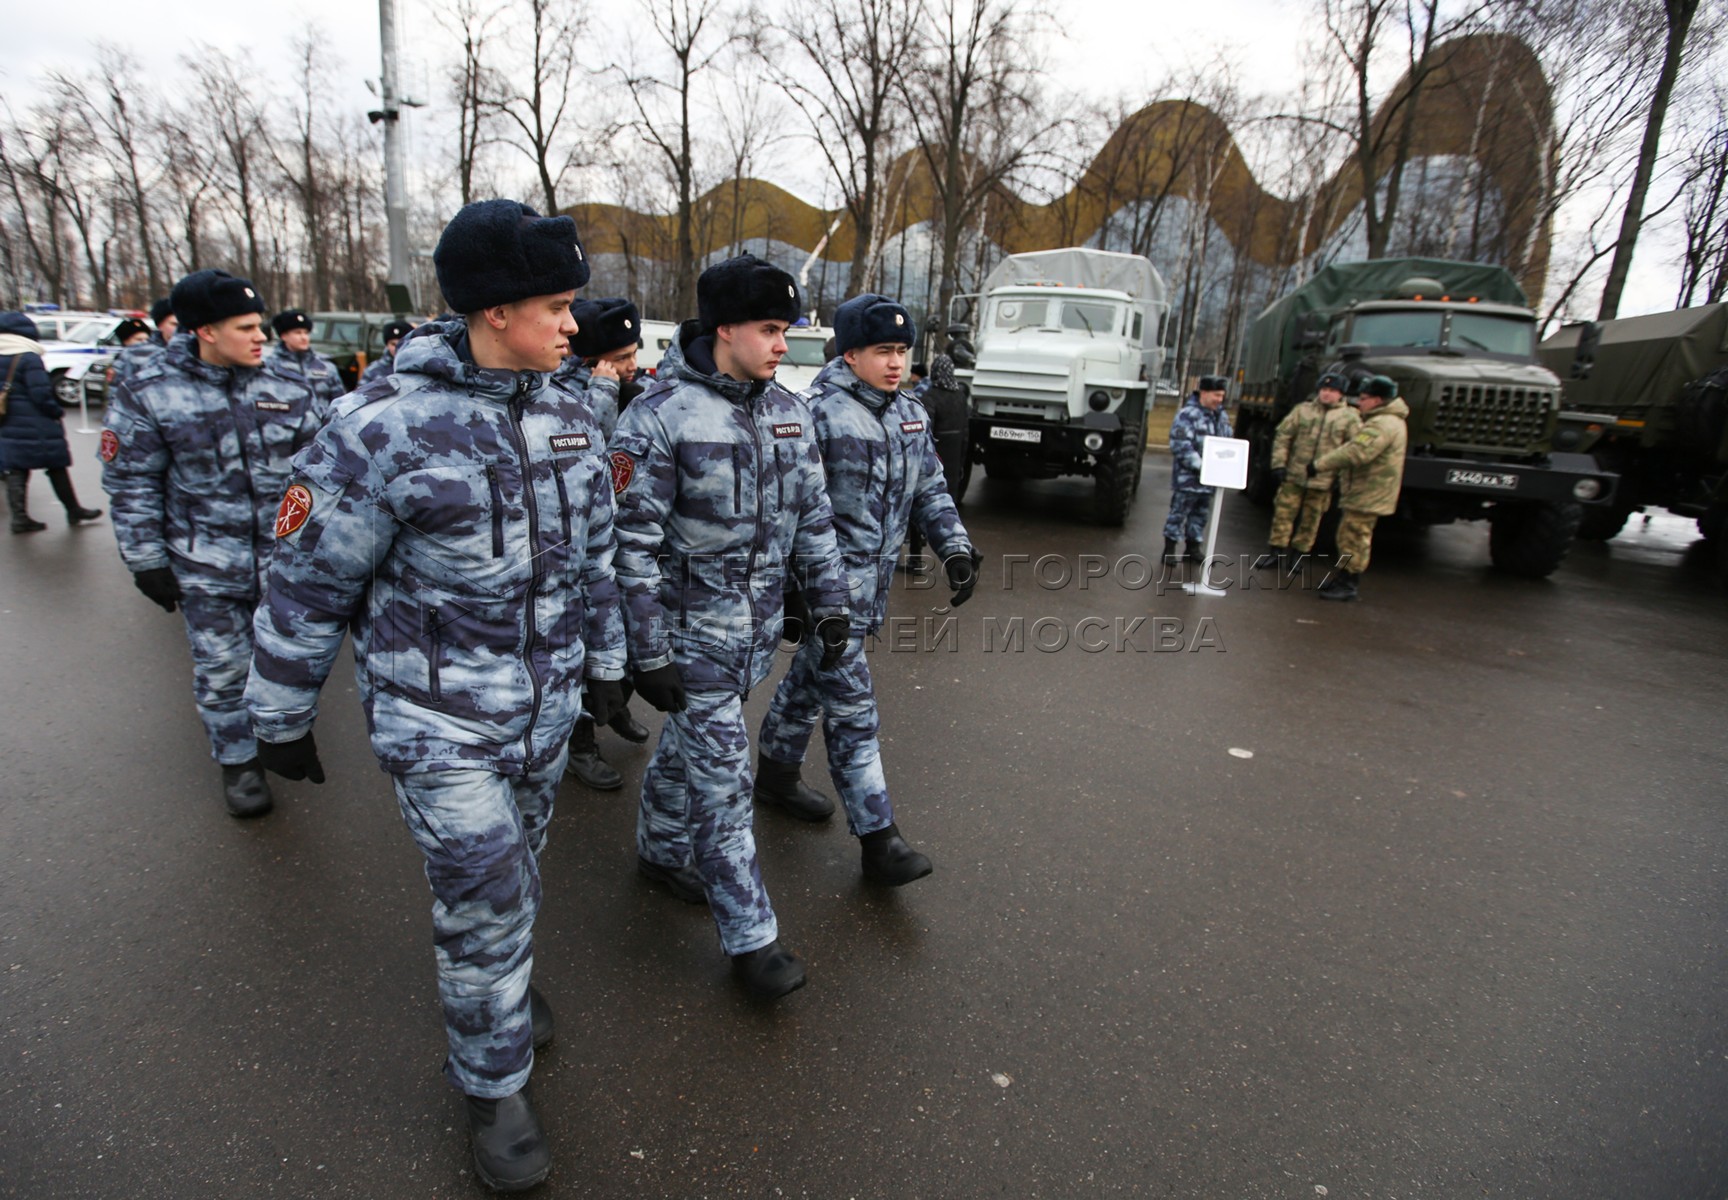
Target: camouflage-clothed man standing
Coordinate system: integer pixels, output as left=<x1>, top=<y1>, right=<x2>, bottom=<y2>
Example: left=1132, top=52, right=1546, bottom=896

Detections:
left=109, top=298, right=177, bottom=391
left=245, top=200, right=622, bottom=1192
left=611, top=254, right=850, bottom=1003
left=756, top=293, right=977, bottom=886
left=265, top=308, right=344, bottom=411
left=101, top=269, right=323, bottom=818
left=1307, top=374, right=1409, bottom=602
left=1162, top=373, right=1233, bottom=568
left=1254, top=370, right=1362, bottom=572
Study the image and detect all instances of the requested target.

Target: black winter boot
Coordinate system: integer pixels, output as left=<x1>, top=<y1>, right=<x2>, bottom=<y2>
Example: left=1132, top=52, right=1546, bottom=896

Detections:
left=1252, top=544, right=1284, bottom=571
left=47, top=467, right=101, bottom=524
left=1317, top=569, right=1360, bottom=602
left=1185, top=539, right=1206, bottom=569
left=730, top=939, right=807, bottom=1002
left=566, top=718, right=622, bottom=790
left=528, top=984, right=554, bottom=1050
left=607, top=703, right=650, bottom=744
left=859, top=823, right=933, bottom=886
left=753, top=754, right=835, bottom=822
left=1160, top=538, right=1180, bottom=572
left=220, top=760, right=274, bottom=818
left=6, top=473, right=45, bottom=534
left=636, top=855, right=707, bottom=905
left=465, top=1087, right=552, bottom=1192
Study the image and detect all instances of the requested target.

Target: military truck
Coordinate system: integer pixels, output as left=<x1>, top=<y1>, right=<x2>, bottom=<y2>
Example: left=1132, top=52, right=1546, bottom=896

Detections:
left=952, top=248, right=1169, bottom=525
left=1237, top=257, right=1617, bottom=579
left=1539, top=303, right=1728, bottom=547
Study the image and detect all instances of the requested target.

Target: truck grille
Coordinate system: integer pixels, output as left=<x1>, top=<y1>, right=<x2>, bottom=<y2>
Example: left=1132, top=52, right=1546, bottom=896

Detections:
left=1432, top=384, right=1553, bottom=451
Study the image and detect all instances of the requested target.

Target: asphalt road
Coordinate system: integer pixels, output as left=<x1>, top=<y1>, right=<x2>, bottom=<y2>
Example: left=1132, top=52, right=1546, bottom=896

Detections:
left=3, top=445, right=1725, bottom=1199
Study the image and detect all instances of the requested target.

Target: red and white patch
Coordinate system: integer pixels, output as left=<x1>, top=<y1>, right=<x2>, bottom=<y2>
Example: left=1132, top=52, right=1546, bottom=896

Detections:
left=609, top=450, right=636, bottom=495
left=900, top=420, right=926, bottom=434
left=99, top=429, right=121, bottom=463
left=274, top=483, right=314, bottom=539
left=771, top=422, right=803, bottom=439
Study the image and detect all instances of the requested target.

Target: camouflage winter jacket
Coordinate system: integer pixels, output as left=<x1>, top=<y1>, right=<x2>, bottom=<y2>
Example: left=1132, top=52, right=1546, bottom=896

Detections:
left=1272, top=398, right=1362, bottom=490
left=804, top=358, right=971, bottom=634
left=110, top=341, right=164, bottom=390
left=359, top=349, right=394, bottom=387
left=265, top=342, right=344, bottom=412
left=553, top=357, right=621, bottom=441
left=1168, top=394, right=1234, bottom=493
left=246, top=320, right=626, bottom=775
left=101, top=332, right=325, bottom=598
left=1312, top=397, right=1410, bottom=516
left=608, top=321, right=848, bottom=694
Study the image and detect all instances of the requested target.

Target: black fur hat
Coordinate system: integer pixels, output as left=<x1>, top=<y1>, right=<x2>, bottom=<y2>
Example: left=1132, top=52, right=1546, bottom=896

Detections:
left=570, top=297, right=642, bottom=357
left=434, top=198, right=589, bottom=314
left=834, top=293, right=916, bottom=354
left=1198, top=374, right=1229, bottom=393
left=171, top=269, right=266, bottom=331
left=1361, top=374, right=1397, bottom=400
left=149, top=297, right=174, bottom=324
left=115, top=317, right=151, bottom=343
left=1317, top=371, right=1349, bottom=392
left=697, top=254, right=801, bottom=332
left=381, top=318, right=415, bottom=343
left=271, top=309, right=312, bottom=336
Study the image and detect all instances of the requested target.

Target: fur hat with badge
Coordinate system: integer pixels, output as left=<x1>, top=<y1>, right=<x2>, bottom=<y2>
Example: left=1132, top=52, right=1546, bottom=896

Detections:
left=1198, top=374, right=1229, bottom=393
left=271, top=309, right=313, bottom=336
left=434, top=198, right=590, bottom=314
left=834, top=293, right=916, bottom=355
left=381, top=318, right=416, bottom=344
left=170, top=269, right=266, bottom=331
left=1360, top=374, right=1397, bottom=400
left=697, top=254, right=801, bottom=332
left=570, top=297, right=642, bottom=357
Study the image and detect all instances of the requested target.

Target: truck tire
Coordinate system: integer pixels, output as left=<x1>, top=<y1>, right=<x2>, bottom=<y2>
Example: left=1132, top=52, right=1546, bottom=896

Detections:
left=1093, top=431, right=1140, bottom=526
left=1576, top=499, right=1634, bottom=541
left=1488, top=500, right=1582, bottom=579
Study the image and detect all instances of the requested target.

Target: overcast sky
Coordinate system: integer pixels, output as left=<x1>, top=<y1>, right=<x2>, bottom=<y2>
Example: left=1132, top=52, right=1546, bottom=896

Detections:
left=1, top=0, right=1694, bottom=319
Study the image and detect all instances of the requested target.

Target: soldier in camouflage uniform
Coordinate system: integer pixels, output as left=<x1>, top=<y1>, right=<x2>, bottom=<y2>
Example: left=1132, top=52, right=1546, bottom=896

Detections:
left=755, top=293, right=977, bottom=886
left=101, top=269, right=323, bottom=818
left=611, top=254, right=850, bottom=1003
left=110, top=298, right=177, bottom=391
left=1307, top=374, right=1409, bottom=602
left=245, top=200, right=621, bottom=1192
left=359, top=317, right=416, bottom=386
left=558, top=297, right=652, bottom=791
left=265, top=309, right=344, bottom=411
left=1162, top=374, right=1233, bottom=569
left=1254, top=371, right=1362, bottom=572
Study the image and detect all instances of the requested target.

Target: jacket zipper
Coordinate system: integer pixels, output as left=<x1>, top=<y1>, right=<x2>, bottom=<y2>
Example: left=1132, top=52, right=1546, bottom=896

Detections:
left=426, top=606, right=442, bottom=701
left=486, top=463, right=504, bottom=557
left=505, top=378, right=546, bottom=759
left=743, top=399, right=767, bottom=698
left=552, top=466, right=572, bottom=546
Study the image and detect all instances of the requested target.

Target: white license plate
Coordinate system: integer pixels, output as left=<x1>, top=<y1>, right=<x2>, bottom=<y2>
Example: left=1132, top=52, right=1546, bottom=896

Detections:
left=989, top=425, right=1042, bottom=444
left=1446, top=468, right=1520, bottom=490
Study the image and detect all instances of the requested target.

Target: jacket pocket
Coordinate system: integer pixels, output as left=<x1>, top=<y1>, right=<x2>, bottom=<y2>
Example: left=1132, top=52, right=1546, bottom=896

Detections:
left=424, top=606, right=443, bottom=702
left=485, top=464, right=504, bottom=558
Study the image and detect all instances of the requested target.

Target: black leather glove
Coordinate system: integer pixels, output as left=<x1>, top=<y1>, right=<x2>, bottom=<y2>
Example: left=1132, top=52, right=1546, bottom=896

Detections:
left=256, top=732, right=325, bottom=784
left=944, top=549, right=982, bottom=607
left=585, top=678, right=626, bottom=727
left=133, top=567, right=181, bottom=613
left=816, top=615, right=850, bottom=670
left=634, top=662, right=687, bottom=714
left=1306, top=462, right=1319, bottom=479
left=1271, top=466, right=1287, bottom=485
left=782, top=588, right=810, bottom=645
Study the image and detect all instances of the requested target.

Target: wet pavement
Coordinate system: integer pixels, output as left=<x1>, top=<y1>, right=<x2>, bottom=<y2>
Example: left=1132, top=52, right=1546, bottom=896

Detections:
left=2, top=447, right=1725, bottom=1198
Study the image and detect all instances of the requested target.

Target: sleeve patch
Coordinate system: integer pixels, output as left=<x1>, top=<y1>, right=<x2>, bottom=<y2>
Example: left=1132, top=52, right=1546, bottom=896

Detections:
left=275, top=483, right=314, bottom=538
left=99, top=429, right=120, bottom=462
left=609, top=450, right=636, bottom=495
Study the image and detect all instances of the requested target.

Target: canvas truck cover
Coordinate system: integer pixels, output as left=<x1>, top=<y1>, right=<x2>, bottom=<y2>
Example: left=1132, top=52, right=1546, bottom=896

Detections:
left=1243, top=258, right=1528, bottom=387
left=1540, top=303, right=1728, bottom=420
left=980, top=249, right=1166, bottom=331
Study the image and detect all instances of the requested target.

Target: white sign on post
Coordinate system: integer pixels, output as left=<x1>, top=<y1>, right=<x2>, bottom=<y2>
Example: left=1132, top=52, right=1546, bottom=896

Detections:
left=1199, top=436, right=1251, bottom=490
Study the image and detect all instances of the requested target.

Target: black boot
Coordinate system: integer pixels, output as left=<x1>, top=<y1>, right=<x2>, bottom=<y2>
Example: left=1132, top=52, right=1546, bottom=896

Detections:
left=1317, top=569, right=1360, bottom=602
left=753, top=754, right=835, bottom=822
left=1160, top=537, right=1180, bottom=570
left=607, top=703, right=649, bottom=744
left=47, top=468, right=101, bottom=524
left=730, top=939, right=807, bottom=1001
left=636, top=855, right=707, bottom=905
left=1252, top=544, right=1284, bottom=571
left=860, top=823, right=933, bottom=886
left=1185, top=539, right=1205, bottom=570
left=528, top=984, right=553, bottom=1050
left=5, top=473, right=45, bottom=534
left=220, top=760, right=274, bottom=818
left=465, top=1088, right=552, bottom=1192
left=566, top=718, right=622, bottom=790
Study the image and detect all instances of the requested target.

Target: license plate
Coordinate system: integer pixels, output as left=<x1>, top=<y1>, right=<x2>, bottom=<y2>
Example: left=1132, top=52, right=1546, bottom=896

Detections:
left=1446, top=468, right=1519, bottom=490
left=989, top=426, right=1042, bottom=444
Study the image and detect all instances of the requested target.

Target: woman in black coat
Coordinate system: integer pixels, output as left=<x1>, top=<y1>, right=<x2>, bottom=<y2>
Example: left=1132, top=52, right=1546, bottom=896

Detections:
left=0, top=312, right=101, bottom=533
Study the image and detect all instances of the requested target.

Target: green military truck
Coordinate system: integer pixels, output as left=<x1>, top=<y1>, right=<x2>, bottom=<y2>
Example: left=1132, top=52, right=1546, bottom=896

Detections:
left=1539, top=303, right=1728, bottom=548
left=1237, top=257, right=1617, bottom=578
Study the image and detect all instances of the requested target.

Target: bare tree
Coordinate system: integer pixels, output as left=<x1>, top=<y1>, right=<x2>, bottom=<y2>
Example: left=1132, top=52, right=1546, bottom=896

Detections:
left=483, top=0, right=600, bottom=214
left=436, top=0, right=507, bottom=206
left=270, top=34, right=340, bottom=307
left=188, top=47, right=272, bottom=287
left=1676, top=84, right=1728, bottom=306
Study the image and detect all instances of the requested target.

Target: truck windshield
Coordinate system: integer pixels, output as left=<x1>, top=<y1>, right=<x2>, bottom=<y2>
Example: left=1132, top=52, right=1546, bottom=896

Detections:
left=992, top=298, right=1050, bottom=330
left=1351, top=310, right=1444, bottom=348
left=781, top=337, right=829, bottom=366
left=1449, top=311, right=1535, bottom=356
left=1061, top=301, right=1119, bottom=336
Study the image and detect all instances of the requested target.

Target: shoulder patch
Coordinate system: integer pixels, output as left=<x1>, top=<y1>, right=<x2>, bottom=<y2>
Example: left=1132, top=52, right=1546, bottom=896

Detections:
left=609, top=450, right=635, bottom=495
left=549, top=432, right=592, bottom=453
left=900, top=420, right=926, bottom=434
left=99, top=429, right=120, bottom=462
left=771, top=422, right=803, bottom=439
left=275, top=483, right=314, bottom=538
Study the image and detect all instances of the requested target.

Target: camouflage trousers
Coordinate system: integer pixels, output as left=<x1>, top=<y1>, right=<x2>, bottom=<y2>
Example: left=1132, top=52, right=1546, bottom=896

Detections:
left=1268, top=481, right=1333, bottom=552
left=637, top=688, right=777, bottom=956
left=391, top=744, right=566, bottom=1099
left=1335, top=508, right=1380, bottom=574
left=758, top=634, right=895, bottom=839
left=1163, top=489, right=1212, bottom=543
left=179, top=593, right=260, bottom=766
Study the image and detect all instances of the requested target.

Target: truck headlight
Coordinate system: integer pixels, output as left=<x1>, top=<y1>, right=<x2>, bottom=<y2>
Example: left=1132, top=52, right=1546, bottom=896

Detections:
left=1083, top=431, right=1105, bottom=452
left=1087, top=390, right=1110, bottom=411
left=1573, top=479, right=1602, bottom=501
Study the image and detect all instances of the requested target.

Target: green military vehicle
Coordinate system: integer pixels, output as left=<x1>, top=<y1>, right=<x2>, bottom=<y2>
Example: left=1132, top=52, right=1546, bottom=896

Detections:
left=309, top=311, right=415, bottom=389
left=1237, top=257, right=1617, bottom=578
left=1539, top=303, right=1728, bottom=548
